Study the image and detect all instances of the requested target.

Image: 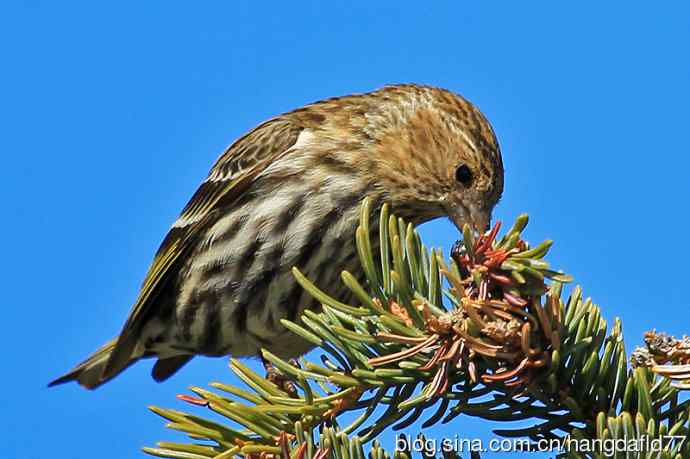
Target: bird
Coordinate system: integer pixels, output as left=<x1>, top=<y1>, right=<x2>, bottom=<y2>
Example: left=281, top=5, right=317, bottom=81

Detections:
left=49, top=84, right=504, bottom=389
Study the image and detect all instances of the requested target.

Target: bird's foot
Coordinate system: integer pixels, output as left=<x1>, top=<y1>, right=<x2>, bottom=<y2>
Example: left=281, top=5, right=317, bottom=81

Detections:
left=261, top=355, right=299, bottom=398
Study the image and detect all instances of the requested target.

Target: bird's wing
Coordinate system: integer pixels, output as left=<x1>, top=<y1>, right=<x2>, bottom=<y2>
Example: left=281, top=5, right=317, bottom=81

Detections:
left=103, top=118, right=304, bottom=379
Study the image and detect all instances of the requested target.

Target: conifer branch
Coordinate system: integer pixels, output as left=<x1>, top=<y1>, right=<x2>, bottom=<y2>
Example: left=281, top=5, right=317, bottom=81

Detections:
left=145, top=198, right=690, bottom=459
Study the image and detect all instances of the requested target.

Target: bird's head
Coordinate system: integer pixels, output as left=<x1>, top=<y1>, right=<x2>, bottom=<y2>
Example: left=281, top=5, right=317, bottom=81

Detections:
left=363, top=85, right=504, bottom=234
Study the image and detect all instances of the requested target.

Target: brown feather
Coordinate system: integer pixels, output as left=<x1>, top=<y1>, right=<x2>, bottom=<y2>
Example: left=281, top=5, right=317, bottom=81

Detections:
left=101, top=121, right=305, bottom=382
left=50, top=84, right=504, bottom=389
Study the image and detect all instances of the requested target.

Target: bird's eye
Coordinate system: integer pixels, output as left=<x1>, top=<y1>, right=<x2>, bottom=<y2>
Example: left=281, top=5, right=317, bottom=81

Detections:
left=455, top=164, right=473, bottom=185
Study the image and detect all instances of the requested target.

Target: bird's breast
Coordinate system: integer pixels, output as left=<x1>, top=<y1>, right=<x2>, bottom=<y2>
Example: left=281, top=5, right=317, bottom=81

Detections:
left=161, top=175, right=381, bottom=359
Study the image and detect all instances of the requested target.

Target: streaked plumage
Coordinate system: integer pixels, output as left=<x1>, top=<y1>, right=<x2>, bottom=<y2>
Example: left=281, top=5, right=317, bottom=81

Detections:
left=50, top=84, right=504, bottom=389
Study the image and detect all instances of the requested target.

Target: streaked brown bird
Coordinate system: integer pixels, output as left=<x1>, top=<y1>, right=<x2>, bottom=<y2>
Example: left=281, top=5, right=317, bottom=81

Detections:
left=50, top=84, right=504, bottom=389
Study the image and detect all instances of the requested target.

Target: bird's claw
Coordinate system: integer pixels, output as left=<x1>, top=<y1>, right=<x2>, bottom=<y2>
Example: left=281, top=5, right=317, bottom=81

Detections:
left=262, top=356, right=299, bottom=398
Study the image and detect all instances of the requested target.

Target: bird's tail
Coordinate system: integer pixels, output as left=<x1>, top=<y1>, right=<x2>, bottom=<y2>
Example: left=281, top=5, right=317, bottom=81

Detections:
left=48, top=338, right=138, bottom=390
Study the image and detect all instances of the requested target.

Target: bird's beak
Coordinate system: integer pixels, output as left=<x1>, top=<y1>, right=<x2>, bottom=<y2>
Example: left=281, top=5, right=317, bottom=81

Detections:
left=444, top=202, right=491, bottom=235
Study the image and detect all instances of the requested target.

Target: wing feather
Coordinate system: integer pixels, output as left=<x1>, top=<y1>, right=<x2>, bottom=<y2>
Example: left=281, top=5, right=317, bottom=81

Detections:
left=102, top=118, right=304, bottom=379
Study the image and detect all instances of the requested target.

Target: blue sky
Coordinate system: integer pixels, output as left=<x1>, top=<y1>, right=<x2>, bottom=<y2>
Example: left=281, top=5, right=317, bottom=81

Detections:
left=2, top=1, right=689, bottom=458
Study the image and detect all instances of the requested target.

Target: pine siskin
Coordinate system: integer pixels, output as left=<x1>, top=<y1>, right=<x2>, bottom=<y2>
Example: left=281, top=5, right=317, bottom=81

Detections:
left=50, top=84, right=504, bottom=389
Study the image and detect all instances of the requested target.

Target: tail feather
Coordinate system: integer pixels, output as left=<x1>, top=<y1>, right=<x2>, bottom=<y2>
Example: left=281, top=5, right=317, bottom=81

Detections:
left=152, top=355, right=194, bottom=382
left=48, top=338, right=138, bottom=390
left=101, top=332, right=140, bottom=382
